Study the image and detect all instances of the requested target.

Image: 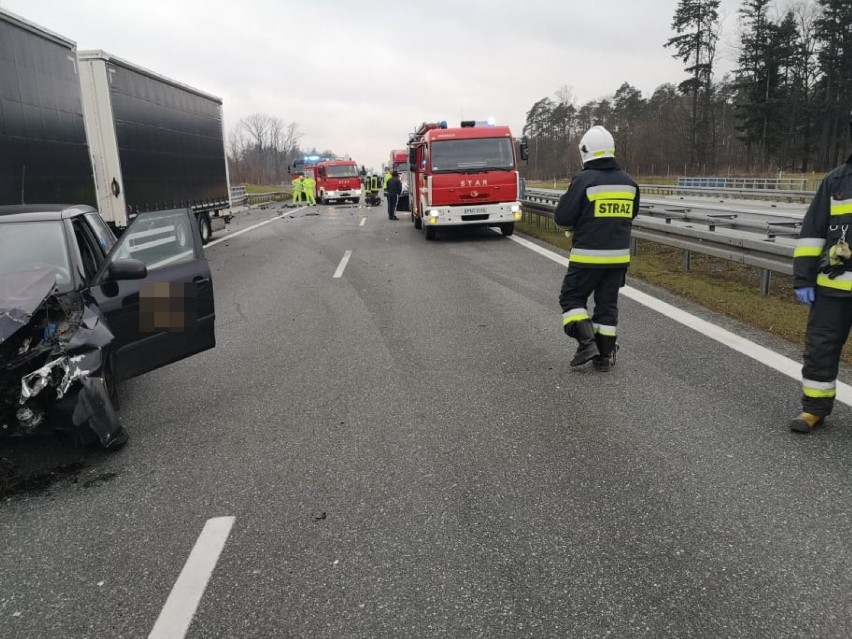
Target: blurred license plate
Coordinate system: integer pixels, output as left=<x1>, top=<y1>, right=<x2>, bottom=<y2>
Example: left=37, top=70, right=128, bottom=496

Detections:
left=464, top=207, right=487, bottom=214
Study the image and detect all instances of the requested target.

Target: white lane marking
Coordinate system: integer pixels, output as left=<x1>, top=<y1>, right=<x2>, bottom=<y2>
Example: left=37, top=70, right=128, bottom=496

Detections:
left=333, top=250, right=353, bottom=278
left=359, top=217, right=367, bottom=227
left=507, top=234, right=852, bottom=407
left=206, top=207, right=307, bottom=248
left=148, top=516, right=235, bottom=639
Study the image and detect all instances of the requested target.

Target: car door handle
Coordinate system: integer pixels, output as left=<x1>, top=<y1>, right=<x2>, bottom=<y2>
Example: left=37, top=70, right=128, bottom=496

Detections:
left=193, top=277, right=210, bottom=285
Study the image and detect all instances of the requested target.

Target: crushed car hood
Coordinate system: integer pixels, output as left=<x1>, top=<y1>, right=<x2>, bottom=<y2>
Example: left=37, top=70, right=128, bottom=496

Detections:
left=0, top=268, right=57, bottom=343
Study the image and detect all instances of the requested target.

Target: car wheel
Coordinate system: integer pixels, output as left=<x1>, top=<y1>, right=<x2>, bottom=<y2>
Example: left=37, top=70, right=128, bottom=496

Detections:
left=198, top=213, right=212, bottom=244
left=500, top=222, right=515, bottom=236
left=425, top=226, right=436, bottom=241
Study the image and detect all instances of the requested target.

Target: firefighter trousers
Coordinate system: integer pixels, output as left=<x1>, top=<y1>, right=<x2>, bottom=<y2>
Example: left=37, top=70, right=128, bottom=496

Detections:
left=801, top=292, right=852, bottom=416
left=559, top=267, right=625, bottom=348
left=387, top=194, right=398, bottom=219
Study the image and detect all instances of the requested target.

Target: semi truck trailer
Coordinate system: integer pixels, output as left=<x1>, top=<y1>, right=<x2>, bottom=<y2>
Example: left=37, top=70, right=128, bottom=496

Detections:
left=0, top=8, right=232, bottom=243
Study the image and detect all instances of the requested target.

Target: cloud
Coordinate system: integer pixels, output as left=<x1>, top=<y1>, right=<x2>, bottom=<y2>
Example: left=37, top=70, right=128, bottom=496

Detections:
left=4, top=0, right=745, bottom=171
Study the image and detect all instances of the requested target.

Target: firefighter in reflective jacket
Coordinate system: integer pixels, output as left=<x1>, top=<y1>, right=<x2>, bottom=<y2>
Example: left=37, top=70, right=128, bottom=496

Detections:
left=790, top=110, right=852, bottom=433
left=555, top=125, right=640, bottom=371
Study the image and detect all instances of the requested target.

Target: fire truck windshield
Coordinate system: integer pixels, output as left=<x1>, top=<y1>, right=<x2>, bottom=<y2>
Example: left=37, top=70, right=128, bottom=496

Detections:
left=430, top=138, right=515, bottom=173
left=325, top=165, right=360, bottom=178
left=393, top=162, right=408, bottom=173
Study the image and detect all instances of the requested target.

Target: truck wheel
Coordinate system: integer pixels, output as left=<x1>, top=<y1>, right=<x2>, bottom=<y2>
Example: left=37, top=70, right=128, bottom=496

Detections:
left=413, top=213, right=422, bottom=230
left=425, top=226, right=436, bottom=241
left=198, top=213, right=212, bottom=244
left=500, top=223, right=515, bottom=236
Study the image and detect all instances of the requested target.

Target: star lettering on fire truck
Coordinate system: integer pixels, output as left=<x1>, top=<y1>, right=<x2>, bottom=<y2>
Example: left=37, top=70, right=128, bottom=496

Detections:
left=460, top=179, right=488, bottom=187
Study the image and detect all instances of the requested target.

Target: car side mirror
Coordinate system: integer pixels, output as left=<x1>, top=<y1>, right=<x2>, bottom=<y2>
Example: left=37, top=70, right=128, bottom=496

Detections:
left=408, top=147, right=417, bottom=170
left=108, top=258, right=147, bottom=281
left=519, top=141, right=529, bottom=162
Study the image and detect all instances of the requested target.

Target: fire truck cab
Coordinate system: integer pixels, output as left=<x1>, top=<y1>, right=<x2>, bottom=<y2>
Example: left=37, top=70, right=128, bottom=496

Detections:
left=407, top=120, right=526, bottom=240
left=305, top=160, right=362, bottom=205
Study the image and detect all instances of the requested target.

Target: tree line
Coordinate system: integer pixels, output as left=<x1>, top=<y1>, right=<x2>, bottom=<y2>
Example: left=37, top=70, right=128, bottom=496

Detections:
left=522, top=0, right=852, bottom=180
left=226, top=113, right=347, bottom=186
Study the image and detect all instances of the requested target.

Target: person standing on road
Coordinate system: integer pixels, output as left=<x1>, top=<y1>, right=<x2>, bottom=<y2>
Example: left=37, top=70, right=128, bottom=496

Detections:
left=383, top=168, right=393, bottom=195
left=291, top=173, right=304, bottom=204
left=555, top=125, right=639, bottom=371
left=790, top=110, right=852, bottom=433
left=386, top=171, right=402, bottom=220
left=303, top=174, right=316, bottom=206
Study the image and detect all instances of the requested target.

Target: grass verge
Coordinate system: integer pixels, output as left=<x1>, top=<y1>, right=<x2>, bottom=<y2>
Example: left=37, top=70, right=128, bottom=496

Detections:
left=515, top=217, right=852, bottom=363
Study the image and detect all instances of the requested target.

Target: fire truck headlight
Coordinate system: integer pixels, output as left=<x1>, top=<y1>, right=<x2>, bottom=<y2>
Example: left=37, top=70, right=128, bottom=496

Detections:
left=514, top=211, right=522, bottom=220
left=429, top=217, right=438, bottom=224
left=510, top=205, right=520, bottom=213
left=429, top=209, right=440, bottom=218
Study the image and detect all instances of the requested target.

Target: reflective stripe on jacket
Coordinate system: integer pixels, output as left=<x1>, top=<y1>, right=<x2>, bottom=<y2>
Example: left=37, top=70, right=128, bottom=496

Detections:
left=554, top=157, right=639, bottom=269
left=794, top=156, right=852, bottom=295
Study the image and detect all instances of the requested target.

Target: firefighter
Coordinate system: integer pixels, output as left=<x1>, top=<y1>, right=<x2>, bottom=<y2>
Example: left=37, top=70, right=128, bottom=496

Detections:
left=386, top=171, right=402, bottom=220
left=302, top=174, right=316, bottom=205
left=291, top=173, right=304, bottom=203
left=790, top=109, right=852, bottom=433
left=555, top=125, right=639, bottom=371
left=383, top=168, right=392, bottom=194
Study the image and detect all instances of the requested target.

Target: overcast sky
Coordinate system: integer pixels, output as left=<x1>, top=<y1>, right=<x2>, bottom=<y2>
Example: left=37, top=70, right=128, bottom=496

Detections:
left=4, top=0, right=747, bottom=172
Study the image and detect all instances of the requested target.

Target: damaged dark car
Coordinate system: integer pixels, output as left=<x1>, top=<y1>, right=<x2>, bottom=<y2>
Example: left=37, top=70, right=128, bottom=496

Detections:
left=0, top=205, right=216, bottom=449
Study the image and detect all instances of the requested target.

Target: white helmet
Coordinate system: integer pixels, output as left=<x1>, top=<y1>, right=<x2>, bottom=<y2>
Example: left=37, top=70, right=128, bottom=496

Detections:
left=579, top=125, right=615, bottom=165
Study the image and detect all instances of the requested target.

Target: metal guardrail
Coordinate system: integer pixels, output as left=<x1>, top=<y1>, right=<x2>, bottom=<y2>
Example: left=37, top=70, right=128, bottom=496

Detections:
left=677, top=176, right=808, bottom=191
left=245, top=191, right=288, bottom=205
left=522, top=188, right=799, bottom=295
left=228, top=186, right=290, bottom=207
left=639, top=183, right=814, bottom=203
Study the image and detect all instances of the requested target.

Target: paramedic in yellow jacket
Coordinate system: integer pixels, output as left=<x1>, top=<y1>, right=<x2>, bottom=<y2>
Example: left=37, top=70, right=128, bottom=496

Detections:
left=291, top=174, right=304, bottom=203
left=302, top=175, right=316, bottom=205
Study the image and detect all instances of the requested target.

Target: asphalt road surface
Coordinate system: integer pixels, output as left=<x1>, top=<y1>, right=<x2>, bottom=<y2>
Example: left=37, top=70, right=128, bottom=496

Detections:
left=3, top=201, right=852, bottom=638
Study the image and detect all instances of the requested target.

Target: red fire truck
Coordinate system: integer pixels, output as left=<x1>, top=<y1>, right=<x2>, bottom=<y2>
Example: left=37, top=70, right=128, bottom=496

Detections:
left=388, top=149, right=410, bottom=211
left=304, top=159, right=362, bottom=205
left=406, top=120, right=528, bottom=240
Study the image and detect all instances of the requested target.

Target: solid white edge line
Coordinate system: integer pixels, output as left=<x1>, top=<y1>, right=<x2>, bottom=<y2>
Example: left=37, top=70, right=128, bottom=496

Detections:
left=148, top=516, right=236, bottom=639
left=333, top=250, right=353, bottom=279
left=359, top=217, right=367, bottom=227
left=506, top=234, right=852, bottom=407
left=205, top=207, right=307, bottom=248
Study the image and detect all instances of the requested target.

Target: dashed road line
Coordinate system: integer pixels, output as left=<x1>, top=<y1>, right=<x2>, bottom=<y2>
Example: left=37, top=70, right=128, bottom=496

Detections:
left=333, top=250, right=353, bottom=278
left=359, top=217, right=367, bottom=227
left=148, top=516, right=235, bottom=639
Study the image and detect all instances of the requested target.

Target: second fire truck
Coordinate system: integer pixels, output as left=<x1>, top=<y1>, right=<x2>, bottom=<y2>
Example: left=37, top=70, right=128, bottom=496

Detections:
left=406, top=120, right=527, bottom=240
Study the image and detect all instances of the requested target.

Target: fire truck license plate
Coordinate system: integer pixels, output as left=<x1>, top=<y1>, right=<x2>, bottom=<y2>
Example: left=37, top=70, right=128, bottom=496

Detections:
left=464, top=207, right=487, bottom=214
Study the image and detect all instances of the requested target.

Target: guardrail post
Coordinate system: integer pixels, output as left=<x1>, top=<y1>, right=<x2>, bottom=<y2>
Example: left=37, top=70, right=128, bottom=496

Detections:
left=683, top=250, right=692, bottom=271
left=760, top=269, right=771, bottom=296
left=630, top=237, right=637, bottom=256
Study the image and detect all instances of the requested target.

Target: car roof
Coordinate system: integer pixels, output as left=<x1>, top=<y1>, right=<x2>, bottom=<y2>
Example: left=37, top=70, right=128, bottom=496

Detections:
left=0, top=204, right=97, bottom=221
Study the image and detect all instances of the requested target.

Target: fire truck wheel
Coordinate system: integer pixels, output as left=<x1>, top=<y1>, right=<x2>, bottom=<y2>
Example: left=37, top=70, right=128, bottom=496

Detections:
left=500, top=223, right=515, bottom=237
left=413, top=214, right=422, bottom=230
left=198, top=213, right=212, bottom=244
left=425, top=226, right=436, bottom=241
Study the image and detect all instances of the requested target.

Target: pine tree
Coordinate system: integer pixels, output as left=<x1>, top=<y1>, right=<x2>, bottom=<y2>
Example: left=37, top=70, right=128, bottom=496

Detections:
left=814, top=0, right=852, bottom=168
left=664, top=0, right=721, bottom=171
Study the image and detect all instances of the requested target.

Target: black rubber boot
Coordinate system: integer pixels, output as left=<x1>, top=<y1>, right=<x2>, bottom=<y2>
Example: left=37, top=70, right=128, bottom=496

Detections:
left=593, top=334, right=618, bottom=372
left=568, top=319, right=599, bottom=366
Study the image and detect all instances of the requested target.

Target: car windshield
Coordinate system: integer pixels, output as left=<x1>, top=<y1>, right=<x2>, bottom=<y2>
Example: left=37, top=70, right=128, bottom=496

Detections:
left=325, top=165, right=359, bottom=178
left=430, top=137, right=515, bottom=172
left=393, top=162, right=408, bottom=174
left=0, top=221, right=71, bottom=289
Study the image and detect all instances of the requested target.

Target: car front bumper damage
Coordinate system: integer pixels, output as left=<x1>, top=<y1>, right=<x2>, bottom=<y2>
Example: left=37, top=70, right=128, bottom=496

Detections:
left=1, top=292, right=125, bottom=448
